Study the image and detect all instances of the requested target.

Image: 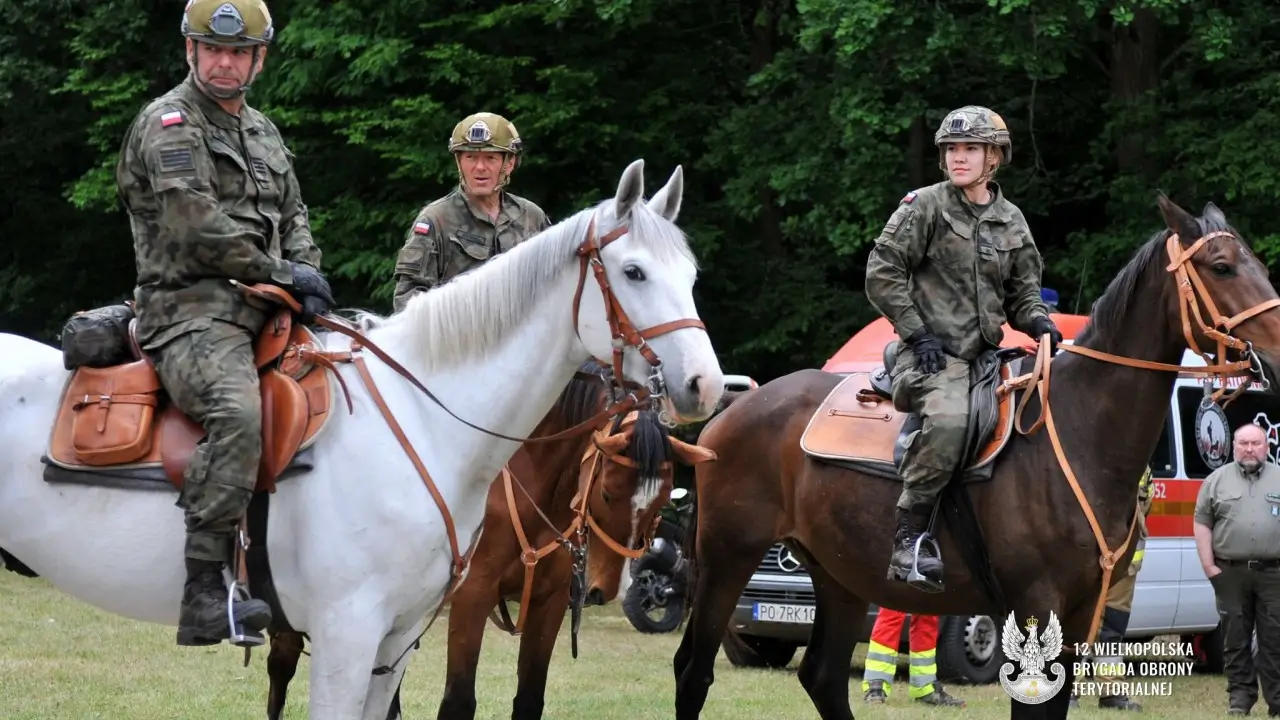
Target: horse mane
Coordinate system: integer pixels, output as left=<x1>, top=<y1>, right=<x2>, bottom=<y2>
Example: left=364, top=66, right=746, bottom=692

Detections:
left=1076, top=210, right=1247, bottom=349
left=552, top=359, right=612, bottom=428
left=614, top=408, right=673, bottom=482
left=366, top=197, right=696, bottom=374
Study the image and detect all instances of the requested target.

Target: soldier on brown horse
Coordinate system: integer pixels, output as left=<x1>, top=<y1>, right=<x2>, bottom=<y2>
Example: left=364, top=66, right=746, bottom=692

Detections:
left=265, top=362, right=716, bottom=719
left=674, top=194, right=1280, bottom=720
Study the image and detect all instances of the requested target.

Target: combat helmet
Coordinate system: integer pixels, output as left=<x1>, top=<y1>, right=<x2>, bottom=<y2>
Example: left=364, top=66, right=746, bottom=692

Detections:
left=181, top=0, right=275, bottom=47
left=448, top=112, right=523, bottom=193
left=448, top=112, right=523, bottom=156
left=934, top=105, right=1012, bottom=165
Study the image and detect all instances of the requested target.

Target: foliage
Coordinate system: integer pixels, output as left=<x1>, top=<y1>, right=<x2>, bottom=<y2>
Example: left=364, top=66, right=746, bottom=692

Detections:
left=4, top=0, right=1280, bottom=382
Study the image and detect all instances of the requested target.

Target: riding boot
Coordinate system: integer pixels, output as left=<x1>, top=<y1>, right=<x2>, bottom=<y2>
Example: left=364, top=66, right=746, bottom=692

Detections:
left=176, top=557, right=272, bottom=646
left=890, top=506, right=943, bottom=580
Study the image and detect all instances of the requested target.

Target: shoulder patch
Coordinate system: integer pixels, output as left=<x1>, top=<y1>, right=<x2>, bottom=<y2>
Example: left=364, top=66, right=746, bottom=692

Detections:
left=160, top=109, right=185, bottom=128
left=901, top=191, right=918, bottom=204
left=413, top=221, right=431, bottom=235
left=158, top=143, right=196, bottom=173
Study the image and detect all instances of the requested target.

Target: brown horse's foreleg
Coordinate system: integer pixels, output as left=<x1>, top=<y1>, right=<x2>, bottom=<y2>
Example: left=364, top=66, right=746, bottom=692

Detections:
left=511, top=577, right=572, bottom=720
left=674, top=532, right=776, bottom=720
left=264, top=627, right=304, bottom=717
left=796, top=562, right=866, bottom=720
left=437, top=582, right=504, bottom=720
left=266, top=630, right=306, bottom=720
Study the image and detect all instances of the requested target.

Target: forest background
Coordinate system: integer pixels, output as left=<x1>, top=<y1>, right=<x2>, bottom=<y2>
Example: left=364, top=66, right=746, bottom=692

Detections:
left=4, top=0, right=1278, bottom=384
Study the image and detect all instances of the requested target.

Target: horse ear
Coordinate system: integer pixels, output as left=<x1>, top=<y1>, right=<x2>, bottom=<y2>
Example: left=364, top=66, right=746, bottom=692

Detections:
left=1156, top=192, right=1200, bottom=246
left=1203, top=201, right=1228, bottom=228
left=646, top=165, right=684, bottom=222
left=670, top=437, right=717, bottom=465
left=614, top=159, right=645, bottom=219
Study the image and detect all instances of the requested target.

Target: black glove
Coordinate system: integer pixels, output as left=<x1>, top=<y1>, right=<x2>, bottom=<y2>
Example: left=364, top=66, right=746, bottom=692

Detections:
left=287, top=262, right=335, bottom=322
left=905, top=327, right=947, bottom=375
left=1030, top=315, right=1063, bottom=355
left=288, top=262, right=335, bottom=305
left=300, top=294, right=332, bottom=324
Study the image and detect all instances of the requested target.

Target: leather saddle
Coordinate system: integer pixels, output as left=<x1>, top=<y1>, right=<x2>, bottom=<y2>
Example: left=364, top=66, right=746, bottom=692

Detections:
left=41, top=305, right=344, bottom=494
left=799, top=340, right=1026, bottom=483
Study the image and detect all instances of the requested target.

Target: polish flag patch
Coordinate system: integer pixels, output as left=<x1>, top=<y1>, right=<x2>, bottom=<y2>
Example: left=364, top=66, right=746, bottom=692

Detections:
left=160, top=110, right=185, bottom=128
left=413, top=221, right=431, bottom=235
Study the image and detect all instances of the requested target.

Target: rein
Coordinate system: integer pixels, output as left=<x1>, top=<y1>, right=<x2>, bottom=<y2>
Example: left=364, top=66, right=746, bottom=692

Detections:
left=492, top=411, right=674, bottom=636
left=230, top=212, right=705, bottom=674
left=999, top=230, right=1280, bottom=646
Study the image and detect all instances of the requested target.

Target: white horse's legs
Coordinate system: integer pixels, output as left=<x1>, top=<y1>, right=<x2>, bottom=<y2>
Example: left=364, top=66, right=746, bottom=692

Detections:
left=360, top=619, right=423, bottom=720
left=306, top=606, right=389, bottom=720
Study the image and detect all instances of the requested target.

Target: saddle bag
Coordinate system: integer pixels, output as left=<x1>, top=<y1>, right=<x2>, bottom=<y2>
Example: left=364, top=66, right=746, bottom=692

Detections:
left=66, top=359, right=163, bottom=466
left=60, top=304, right=136, bottom=370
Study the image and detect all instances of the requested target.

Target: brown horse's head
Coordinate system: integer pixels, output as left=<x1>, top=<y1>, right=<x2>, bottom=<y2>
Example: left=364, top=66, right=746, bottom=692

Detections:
left=1082, top=195, right=1280, bottom=388
left=577, top=409, right=715, bottom=605
left=1156, top=195, right=1280, bottom=384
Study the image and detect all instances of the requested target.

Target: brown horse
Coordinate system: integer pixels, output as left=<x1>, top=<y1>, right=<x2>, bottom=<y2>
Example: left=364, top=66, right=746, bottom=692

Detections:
left=264, top=361, right=716, bottom=720
left=673, top=195, right=1280, bottom=720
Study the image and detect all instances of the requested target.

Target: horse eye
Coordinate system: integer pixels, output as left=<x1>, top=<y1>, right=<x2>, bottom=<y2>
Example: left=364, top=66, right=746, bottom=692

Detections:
left=601, top=490, right=612, bottom=503
left=1212, top=263, right=1233, bottom=277
left=624, top=265, right=645, bottom=282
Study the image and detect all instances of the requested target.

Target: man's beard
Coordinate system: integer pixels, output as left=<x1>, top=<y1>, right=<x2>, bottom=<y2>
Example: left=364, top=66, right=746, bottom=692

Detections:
left=1240, top=457, right=1263, bottom=473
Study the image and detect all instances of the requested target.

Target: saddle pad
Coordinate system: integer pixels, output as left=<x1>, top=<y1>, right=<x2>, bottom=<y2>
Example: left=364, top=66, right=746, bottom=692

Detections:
left=800, top=373, right=905, bottom=465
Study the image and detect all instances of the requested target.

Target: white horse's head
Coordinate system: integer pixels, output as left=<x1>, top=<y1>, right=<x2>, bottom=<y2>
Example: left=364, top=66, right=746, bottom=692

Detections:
left=572, top=160, right=725, bottom=422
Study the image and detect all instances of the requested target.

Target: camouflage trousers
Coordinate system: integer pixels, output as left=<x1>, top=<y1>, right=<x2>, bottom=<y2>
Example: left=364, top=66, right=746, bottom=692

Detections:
left=890, top=346, right=970, bottom=513
left=150, top=320, right=261, bottom=563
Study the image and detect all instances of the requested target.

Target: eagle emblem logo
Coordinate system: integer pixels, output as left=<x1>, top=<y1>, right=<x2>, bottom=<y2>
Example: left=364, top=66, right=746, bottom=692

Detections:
left=998, top=610, right=1068, bottom=704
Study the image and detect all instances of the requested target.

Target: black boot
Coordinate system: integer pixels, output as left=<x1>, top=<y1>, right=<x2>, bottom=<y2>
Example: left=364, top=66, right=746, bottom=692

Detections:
left=177, top=557, right=272, bottom=646
left=889, top=506, right=943, bottom=583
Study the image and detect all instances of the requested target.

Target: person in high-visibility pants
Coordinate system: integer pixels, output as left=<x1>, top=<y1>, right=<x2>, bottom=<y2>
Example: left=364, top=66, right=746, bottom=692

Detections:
left=862, top=609, right=966, bottom=706
left=1069, top=465, right=1153, bottom=712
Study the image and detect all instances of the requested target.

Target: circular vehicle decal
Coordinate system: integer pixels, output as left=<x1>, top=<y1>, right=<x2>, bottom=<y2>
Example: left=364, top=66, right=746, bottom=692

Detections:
left=1195, top=399, right=1230, bottom=470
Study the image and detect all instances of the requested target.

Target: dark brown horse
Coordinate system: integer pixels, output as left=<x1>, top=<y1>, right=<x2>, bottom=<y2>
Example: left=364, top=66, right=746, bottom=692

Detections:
left=673, top=196, right=1280, bottom=720
left=264, top=361, right=716, bottom=720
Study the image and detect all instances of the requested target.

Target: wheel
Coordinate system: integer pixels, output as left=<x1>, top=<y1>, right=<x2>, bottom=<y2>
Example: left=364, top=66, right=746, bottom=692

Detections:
left=621, top=570, right=685, bottom=634
left=1190, top=626, right=1225, bottom=674
left=721, top=627, right=799, bottom=669
left=937, top=614, right=1005, bottom=685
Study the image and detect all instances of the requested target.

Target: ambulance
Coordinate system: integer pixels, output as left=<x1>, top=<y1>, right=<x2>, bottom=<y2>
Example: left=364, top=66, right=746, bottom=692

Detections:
left=727, top=308, right=1259, bottom=680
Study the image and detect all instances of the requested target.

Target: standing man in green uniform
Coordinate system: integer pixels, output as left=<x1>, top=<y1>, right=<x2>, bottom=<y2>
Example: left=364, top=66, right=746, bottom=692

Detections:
left=115, top=0, right=334, bottom=647
left=391, top=112, right=551, bottom=312
left=1070, top=466, right=1153, bottom=711
left=1195, top=422, right=1280, bottom=716
left=864, top=105, right=1059, bottom=588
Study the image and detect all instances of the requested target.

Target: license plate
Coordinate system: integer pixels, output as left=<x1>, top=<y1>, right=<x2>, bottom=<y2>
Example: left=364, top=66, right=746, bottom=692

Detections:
left=752, top=602, right=815, bottom=624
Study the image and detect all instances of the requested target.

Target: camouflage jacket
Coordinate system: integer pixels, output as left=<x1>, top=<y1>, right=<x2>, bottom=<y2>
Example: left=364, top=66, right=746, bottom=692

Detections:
left=116, top=74, right=322, bottom=349
left=392, top=186, right=551, bottom=313
left=865, top=180, right=1049, bottom=360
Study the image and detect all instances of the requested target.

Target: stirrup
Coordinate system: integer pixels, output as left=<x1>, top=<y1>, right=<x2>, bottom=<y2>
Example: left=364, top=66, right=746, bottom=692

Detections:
left=224, top=528, right=265, bottom=649
left=904, top=532, right=944, bottom=593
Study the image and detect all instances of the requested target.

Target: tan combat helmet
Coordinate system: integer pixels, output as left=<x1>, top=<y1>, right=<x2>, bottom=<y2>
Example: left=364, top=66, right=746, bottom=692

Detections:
left=448, top=112, right=523, bottom=192
left=181, top=0, right=274, bottom=99
left=182, top=0, right=274, bottom=47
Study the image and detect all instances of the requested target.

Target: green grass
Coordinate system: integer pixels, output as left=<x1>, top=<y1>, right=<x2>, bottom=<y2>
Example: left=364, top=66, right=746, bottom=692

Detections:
left=0, top=572, right=1235, bottom=718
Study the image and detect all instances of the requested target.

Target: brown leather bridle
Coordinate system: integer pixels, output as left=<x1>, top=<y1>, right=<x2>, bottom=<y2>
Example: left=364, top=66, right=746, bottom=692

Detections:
left=491, top=410, right=685, bottom=635
left=572, top=216, right=708, bottom=422
left=231, top=208, right=710, bottom=664
left=999, top=228, right=1280, bottom=650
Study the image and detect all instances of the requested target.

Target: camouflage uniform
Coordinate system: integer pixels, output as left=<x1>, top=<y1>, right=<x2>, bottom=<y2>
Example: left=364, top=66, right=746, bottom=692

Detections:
left=115, top=0, right=333, bottom=647
left=392, top=112, right=551, bottom=313
left=864, top=105, right=1058, bottom=583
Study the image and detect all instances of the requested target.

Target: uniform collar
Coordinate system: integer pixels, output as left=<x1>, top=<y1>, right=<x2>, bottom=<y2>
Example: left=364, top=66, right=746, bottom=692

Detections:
left=948, top=180, right=1014, bottom=222
left=453, top=185, right=523, bottom=228
left=180, top=74, right=260, bottom=134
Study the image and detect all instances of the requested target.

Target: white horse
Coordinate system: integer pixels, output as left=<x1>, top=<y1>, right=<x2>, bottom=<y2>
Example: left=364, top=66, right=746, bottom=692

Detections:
left=0, top=160, right=724, bottom=719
